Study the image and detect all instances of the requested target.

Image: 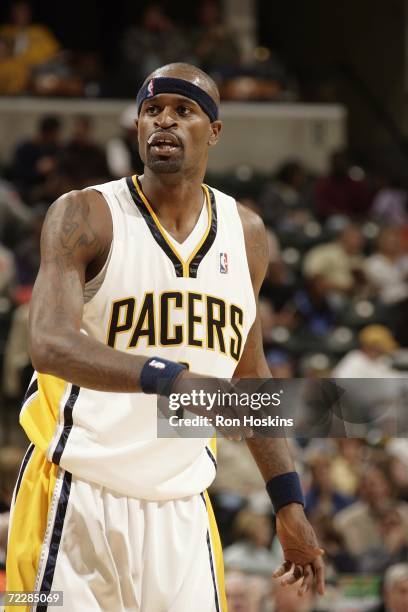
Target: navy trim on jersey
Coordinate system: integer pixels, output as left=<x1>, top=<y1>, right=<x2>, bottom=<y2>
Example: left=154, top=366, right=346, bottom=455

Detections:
left=14, top=443, right=35, bottom=500
left=37, top=471, right=72, bottom=610
left=126, top=176, right=184, bottom=277
left=51, top=385, right=80, bottom=464
left=188, top=186, right=217, bottom=278
left=126, top=176, right=218, bottom=279
left=205, top=445, right=217, bottom=471
left=22, top=378, right=38, bottom=405
left=200, top=492, right=221, bottom=612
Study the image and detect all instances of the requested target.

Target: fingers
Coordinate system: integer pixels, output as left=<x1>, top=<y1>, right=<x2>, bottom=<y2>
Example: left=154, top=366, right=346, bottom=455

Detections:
left=273, top=561, right=304, bottom=587
left=313, top=555, right=326, bottom=596
left=278, top=561, right=295, bottom=586
left=282, top=564, right=303, bottom=586
left=272, top=560, right=292, bottom=579
left=273, top=552, right=325, bottom=597
left=298, top=564, right=314, bottom=596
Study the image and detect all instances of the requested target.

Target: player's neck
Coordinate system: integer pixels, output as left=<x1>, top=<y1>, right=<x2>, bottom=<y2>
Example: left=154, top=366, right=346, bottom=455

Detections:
left=139, top=171, right=205, bottom=222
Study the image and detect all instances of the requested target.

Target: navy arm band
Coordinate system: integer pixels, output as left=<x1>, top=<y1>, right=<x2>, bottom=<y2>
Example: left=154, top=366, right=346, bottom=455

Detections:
left=266, top=471, right=304, bottom=514
left=136, top=77, right=219, bottom=122
left=140, top=357, right=187, bottom=397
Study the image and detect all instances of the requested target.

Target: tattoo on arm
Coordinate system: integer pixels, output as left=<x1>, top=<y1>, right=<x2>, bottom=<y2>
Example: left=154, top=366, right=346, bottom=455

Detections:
left=60, top=199, right=99, bottom=252
left=29, top=191, right=148, bottom=393
left=42, top=194, right=102, bottom=268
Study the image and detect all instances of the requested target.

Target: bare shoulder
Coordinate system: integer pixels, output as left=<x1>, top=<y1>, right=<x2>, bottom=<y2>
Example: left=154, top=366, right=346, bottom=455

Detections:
left=41, top=188, right=112, bottom=265
left=237, top=202, right=268, bottom=290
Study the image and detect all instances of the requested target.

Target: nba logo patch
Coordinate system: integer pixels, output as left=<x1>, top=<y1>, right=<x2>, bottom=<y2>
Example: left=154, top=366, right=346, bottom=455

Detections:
left=147, top=79, right=154, bottom=97
left=220, top=252, right=228, bottom=273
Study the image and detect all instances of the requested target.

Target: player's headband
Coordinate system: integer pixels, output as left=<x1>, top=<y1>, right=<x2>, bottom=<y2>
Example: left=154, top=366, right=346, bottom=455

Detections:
left=136, top=77, right=219, bottom=122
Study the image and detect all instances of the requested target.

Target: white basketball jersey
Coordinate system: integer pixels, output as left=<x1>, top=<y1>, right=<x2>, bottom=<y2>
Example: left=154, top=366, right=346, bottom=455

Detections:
left=20, top=176, right=256, bottom=500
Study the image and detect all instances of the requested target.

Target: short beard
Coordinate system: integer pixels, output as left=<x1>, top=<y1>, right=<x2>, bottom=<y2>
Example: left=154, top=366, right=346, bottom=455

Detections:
left=145, top=150, right=184, bottom=174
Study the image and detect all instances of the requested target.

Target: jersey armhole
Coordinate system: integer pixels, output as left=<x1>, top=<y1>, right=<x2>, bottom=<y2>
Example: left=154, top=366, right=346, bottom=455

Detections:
left=83, top=187, right=116, bottom=305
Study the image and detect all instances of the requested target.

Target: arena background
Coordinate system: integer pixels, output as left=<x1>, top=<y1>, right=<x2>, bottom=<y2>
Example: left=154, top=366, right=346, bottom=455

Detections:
left=1, top=1, right=408, bottom=610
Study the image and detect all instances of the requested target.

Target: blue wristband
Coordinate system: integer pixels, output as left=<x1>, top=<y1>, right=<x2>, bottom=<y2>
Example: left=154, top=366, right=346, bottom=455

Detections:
left=140, top=357, right=187, bottom=397
left=266, top=471, right=304, bottom=514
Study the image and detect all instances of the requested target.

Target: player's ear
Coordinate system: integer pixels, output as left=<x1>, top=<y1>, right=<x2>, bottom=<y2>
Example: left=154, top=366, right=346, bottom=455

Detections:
left=208, top=120, right=222, bottom=147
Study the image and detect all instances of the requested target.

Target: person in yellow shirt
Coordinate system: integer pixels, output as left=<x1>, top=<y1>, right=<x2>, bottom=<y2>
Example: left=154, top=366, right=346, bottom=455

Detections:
left=0, top=1, right=60, bottom=94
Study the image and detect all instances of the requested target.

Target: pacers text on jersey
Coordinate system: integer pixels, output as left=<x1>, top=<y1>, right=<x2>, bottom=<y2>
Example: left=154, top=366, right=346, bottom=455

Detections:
left=106, top=291, right=244, bottom=361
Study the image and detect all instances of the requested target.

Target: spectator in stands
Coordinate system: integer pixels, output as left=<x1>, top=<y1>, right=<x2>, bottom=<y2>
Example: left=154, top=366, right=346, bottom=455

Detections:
left=0, top=241, right=16, bottom=301
left=330, top=439, right=365, bottom=497
left=368, top=562, right=408, bottom=612
left=366, top=226, right=408, bottom=346
left=261, top=257, right=296, bottom=319
left=366, top=227, right=408, bottom=306
left=265, top=349, right=294, bottom=378
left=333, top=324, right=400, bottom=378
left=387, top=440, right=408, bottom=503
left=0, top=446, right=25, bottom=566
left=225, top=571, right=251, bottom=612
left=303, top=223, right=366, bottom=299
left=60, top=115, right=109, bottom=187
left=371, top=173, right=408, bottom=225
left=10, top=114, right=62, bottom=202
left=106, top=106, right=143, bottom=178
left=265, top=581, right=317, bottom=612
left=377, top=508, right=408, bottom=569
left=223, top=509, right=279, bottom=576
left=0, top=176, right=32, bottom=249
left=290, top=274, right=336, bottom=337
left=193, top=0, right=240, bottom=75
left=3, top=301, right=31, bottom=401
left=210, top=439, right=265, bottom=546
left=305, top=453, right=354, bottom=520
left=311, top=513, right=358, bottom=573
left=0, top=1, right=60, bottom=94
left=212, top=440, right=265, bottom=498
left=259, top=160, right=310, bottom=228
left=258, top=297, right=275, bottom=344
left=315, top=149, right=372, bottom=219
left=225, top=571, right=264, bottom=612
left=119, top=4, right=192, bottom=96
left=298, top=353, right=333, bottom=379
left=334, top=456, right=408, bottom=571
left=15, top=203, right=46, bottom=286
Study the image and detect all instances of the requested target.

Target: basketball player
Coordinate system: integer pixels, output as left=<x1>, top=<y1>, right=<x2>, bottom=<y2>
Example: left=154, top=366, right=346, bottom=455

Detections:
left=6, top=63, right=324, bottom=611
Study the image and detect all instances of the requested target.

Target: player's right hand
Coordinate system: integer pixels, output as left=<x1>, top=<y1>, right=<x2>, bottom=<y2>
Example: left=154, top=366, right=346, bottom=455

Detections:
left=171, top=370, right=253, bottom=440
left=273, top=502, right=325, bottom=596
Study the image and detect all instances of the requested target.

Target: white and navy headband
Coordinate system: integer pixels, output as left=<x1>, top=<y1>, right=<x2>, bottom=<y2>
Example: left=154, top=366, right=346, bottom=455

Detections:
left=136, top=77, right=219, bottom=122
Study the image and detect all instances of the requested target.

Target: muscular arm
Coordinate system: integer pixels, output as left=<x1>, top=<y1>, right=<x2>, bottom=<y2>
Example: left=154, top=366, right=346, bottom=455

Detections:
left=234, top=204, right=294, bottom=479
left=235, top=204, right=325, bottom=595
left=29, top=189, right=151, bottom=391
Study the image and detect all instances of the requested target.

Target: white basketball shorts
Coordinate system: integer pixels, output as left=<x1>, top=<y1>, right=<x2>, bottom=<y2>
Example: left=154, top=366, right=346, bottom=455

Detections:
left=6, top=446, right=227, bottom=611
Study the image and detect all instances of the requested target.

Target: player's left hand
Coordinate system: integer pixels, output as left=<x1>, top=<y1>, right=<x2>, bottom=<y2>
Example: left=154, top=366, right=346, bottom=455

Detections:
left=273, top=503, right=325, bottom=596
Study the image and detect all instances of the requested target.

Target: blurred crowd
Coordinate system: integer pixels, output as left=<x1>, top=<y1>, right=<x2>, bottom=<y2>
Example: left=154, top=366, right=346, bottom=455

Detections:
left=212, top=437, right=408, bottom=610
left=0, top=0, right=295, bottom=101
left=243, top=150, right=408, bottom=376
